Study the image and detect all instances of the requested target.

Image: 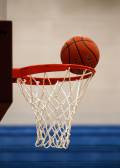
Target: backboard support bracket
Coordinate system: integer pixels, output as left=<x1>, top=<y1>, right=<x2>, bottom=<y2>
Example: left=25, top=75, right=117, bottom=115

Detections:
left=0, top=21, right=12, bottom=121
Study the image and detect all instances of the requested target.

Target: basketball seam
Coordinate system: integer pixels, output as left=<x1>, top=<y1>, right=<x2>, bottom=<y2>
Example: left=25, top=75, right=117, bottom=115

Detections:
left=72, top=38, right=85, bottom=65
left=66, top=42, right=71, bottom=64
left=81, top=38, right=98, bottom=63
left=62, top=40, right=94, bottom=54
left=70, top=39, right=94, bottom=45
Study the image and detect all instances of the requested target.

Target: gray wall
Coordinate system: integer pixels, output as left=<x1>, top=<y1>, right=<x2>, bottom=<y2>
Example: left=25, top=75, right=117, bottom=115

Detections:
left=0, top=0, right=7, bottom=20
left=1, top=0, right=120, bottom=125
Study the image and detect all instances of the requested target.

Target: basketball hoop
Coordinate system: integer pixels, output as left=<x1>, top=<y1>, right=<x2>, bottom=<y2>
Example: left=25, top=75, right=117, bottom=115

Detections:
left=13, top=64, right=95, bottom=149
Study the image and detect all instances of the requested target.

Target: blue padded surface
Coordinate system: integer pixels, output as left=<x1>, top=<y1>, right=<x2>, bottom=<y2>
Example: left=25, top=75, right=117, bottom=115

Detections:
left=0, top=125, right=120, bottom=168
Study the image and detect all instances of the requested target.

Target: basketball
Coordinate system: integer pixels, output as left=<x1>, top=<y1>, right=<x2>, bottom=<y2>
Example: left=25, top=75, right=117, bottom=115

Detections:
left=60, top=36, right=100, bottom=74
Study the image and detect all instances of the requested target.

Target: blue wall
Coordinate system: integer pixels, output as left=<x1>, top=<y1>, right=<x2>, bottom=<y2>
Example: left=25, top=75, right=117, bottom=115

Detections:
left=0, top=126, right=120, bottom=168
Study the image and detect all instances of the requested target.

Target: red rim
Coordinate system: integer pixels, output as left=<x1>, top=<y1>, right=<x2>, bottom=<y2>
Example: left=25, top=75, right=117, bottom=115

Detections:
left=12, top=64, right=95, bottom=85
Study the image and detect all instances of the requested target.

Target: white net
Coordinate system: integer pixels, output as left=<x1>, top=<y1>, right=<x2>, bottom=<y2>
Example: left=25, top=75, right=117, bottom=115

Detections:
left=17, top=69, right=93, bottom=149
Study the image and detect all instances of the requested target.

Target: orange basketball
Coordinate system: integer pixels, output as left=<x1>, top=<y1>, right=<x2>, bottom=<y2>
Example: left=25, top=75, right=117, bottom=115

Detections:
left=60, top=36, right=100, bottom=74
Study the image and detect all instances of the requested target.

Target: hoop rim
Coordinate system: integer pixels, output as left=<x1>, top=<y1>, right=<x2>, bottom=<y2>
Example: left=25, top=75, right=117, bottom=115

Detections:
left=12, top=64, right=96, bottom=85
